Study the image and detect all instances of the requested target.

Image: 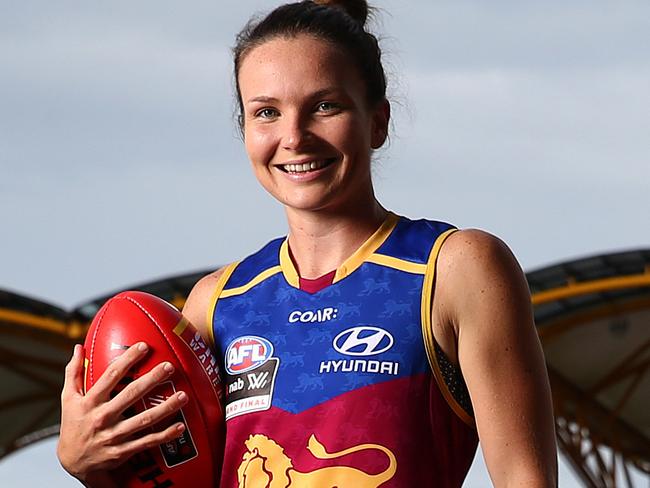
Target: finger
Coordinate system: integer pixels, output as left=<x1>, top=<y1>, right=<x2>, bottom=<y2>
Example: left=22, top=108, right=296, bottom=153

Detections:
left=88, top=342, right=149, bottom=402
left=62, top=344, right=85, bottom=399
left=113, top=391, right=188, bottom=440
left=116, top=421, right=187, bottom=462
left=108, top=361, right=176, bottom=415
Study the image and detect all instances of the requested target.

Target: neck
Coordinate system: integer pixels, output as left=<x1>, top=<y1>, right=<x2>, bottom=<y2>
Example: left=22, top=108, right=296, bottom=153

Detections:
left=285, top=198, right=388, bottom=279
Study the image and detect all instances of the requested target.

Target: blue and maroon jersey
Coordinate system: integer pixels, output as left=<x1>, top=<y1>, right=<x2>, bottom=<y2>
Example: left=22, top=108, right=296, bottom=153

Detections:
left=208, top=213, right=478, bottom=487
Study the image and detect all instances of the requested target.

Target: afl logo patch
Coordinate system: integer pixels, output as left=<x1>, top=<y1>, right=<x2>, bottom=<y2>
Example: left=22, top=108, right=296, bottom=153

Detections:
left=225, top=336, right=274, bottom=375
left=333, top=326, right=394, bottom=356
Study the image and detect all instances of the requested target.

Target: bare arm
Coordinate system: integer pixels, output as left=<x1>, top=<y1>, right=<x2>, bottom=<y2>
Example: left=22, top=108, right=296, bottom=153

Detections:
left=435, top=230, right=557, bottom=487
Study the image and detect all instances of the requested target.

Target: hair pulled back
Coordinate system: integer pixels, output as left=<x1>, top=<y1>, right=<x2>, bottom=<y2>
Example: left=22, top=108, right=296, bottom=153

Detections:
left=233, top=0, right=386, bottom=129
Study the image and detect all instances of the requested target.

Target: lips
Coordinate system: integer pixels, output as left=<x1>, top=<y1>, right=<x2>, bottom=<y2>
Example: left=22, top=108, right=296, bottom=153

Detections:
left=279, top=158, right=337, bottom=174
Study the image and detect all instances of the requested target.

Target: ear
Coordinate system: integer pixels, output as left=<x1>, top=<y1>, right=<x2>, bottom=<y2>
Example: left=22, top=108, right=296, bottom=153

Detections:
left=370, top=99, right=390, bottom=149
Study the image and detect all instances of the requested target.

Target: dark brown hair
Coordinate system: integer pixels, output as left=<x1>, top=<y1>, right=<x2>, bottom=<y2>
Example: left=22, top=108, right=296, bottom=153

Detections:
left=233, top=0, right=386, bottom=129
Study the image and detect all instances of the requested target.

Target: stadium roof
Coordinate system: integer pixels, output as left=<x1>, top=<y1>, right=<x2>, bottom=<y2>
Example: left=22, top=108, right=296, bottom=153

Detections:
left=528, top=249, right=650, bottom=485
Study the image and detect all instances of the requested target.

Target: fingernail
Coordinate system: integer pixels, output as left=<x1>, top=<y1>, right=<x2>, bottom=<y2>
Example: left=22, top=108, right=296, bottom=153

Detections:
left=177, top=391, right=187, bottom=402
left=137, top=342, right=148, bottom=352
left=176, top=423, right=185, bottom=432
left=73, top=344, right=81, bottom=357
left=163, top=362, right=174, bottom=373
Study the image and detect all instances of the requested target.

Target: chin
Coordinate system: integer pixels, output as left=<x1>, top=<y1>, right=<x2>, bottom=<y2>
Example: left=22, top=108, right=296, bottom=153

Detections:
left=274, top=192, right=333, bottom=213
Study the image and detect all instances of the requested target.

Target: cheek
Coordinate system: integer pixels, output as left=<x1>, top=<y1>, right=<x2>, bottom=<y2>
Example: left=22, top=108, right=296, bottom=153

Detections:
left=245, top=129, right=275, bottom=166
left=337, top=119, right=372, bottom=158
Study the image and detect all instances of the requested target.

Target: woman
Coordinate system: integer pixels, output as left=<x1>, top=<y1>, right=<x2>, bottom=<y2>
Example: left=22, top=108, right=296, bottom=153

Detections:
left=58, top=1, right=558, bottom=486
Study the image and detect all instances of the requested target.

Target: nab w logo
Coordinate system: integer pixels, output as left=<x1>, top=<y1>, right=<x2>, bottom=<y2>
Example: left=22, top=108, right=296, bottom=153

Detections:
left=333, top=326, right=394, bottom=356
left=247, top=371, right=269, bottom=390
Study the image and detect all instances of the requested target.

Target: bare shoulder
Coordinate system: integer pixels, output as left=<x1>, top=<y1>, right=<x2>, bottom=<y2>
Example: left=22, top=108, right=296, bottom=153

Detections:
left=438, top=228, right=522, bottom=278
left=182, top=267, right=228, bottom=341
left=431, top=229, right=530, bottom=360
left=436, top=228, right=529, bottom=315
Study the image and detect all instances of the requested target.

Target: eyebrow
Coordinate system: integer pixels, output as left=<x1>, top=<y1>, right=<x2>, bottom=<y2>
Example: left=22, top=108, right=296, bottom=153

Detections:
left=311, top=88, right=342, bottom=99
left=246, top=96, right=279, bottom=104
left=246, top=88, right=345, bottom=105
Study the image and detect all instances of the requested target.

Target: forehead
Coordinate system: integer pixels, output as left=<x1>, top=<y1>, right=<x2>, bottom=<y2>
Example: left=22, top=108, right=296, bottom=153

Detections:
left=238, top=35, right=364, bottom=101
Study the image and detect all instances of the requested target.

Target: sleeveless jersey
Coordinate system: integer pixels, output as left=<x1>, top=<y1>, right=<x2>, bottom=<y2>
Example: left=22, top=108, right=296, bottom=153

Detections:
left=209, top=213, right=478, bottom=487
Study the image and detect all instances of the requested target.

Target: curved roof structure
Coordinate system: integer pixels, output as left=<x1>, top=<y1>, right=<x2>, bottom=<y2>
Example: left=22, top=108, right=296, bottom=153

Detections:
left=0, top=270, right=210, bottom=459
left=528, top=249, right=650, bottom=486
left=0, top=290, right=76, bottom=458
left=1, top=250, right=649, bottom=486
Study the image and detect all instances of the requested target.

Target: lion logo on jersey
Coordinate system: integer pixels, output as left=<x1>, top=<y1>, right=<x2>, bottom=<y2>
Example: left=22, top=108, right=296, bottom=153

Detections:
left=237, top=434, right=397, bottom=487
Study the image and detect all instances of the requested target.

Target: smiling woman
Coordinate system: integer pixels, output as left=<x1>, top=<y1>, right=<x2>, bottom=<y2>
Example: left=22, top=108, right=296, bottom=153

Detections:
left=239, top=34, right=388, bottom=215
left=56, top=1, right=558, bottom=487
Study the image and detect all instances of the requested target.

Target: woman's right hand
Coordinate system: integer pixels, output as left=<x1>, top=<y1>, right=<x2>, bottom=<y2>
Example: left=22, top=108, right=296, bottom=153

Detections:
left=57, top=342, right=189, bottom=486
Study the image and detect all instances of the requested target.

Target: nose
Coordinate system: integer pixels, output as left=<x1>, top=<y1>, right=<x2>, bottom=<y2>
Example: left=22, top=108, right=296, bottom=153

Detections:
left=281, top=112, right=312, bottom=151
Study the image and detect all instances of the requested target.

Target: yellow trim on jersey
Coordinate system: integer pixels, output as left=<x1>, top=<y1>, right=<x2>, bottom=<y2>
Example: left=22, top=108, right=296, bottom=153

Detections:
left=206, top=262, right=239, bottom=348
left=332, top=212, right=400, bottom=283
left=366, top=253, right=427, bottom=275
left=421, top=228, right=475, bottom=428
left=221, top=266, right=282, bottom=299
left=278, top=212, right=400, bottom=288
left=173, top=316, right=190, bottom=337
left=279, top=239, right=300, bottom=288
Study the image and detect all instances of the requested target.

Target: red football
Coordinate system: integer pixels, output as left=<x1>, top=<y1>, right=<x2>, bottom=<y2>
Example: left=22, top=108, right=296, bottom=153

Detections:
left=84, top=290, right=224, bottom=487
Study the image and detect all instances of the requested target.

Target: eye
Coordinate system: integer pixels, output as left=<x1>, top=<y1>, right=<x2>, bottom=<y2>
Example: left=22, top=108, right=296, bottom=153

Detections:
left=255, top=108, right=279, bottom=119
left=315, top=101, right=339, bottom=113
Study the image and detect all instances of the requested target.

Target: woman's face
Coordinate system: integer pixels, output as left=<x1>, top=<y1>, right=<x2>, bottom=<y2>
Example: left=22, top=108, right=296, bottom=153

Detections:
left=237, top=34, right=389, bottom=213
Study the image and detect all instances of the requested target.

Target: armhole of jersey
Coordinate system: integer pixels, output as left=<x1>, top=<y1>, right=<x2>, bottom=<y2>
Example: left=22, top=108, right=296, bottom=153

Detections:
left=421, top=228, right=476, bottom=428
left=205, top=262, right=239, bottom=349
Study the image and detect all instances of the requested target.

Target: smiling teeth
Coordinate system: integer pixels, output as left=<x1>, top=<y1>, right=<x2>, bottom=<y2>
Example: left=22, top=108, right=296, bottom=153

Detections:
left=284, top=160, right=329, bottom=173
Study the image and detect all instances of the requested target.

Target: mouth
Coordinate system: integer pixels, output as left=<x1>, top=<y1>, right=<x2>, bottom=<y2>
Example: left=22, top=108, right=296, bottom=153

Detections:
left=278, top=158, right=337, bottom=174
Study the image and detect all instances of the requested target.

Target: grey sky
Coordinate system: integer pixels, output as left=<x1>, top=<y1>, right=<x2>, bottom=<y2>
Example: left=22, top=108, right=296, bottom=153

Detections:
left=1, top=0, right=649, bottom=485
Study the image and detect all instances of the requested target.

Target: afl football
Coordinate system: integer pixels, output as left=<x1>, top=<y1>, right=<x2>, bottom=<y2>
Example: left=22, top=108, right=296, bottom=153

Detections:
left=84, top=290, right=224, bottom=487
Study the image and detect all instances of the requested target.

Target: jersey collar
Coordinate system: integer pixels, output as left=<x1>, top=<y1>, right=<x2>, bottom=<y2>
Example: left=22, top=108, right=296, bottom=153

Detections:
left=279, top=212, right=400, bottom=289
